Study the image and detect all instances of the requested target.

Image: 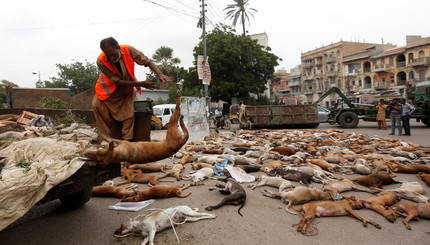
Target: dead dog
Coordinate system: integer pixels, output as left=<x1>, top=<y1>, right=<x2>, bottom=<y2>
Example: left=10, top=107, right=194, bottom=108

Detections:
left=114, top=205, right=216, bottom=245
left=268, top=167, right=312, bottom=186
left=205, top=178, right=247, bottom=216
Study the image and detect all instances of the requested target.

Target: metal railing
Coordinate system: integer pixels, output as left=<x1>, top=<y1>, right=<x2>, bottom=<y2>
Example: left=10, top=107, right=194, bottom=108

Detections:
left=396, top=61, right=406, bottom=67
left=411, top=57, right=430, bottom=66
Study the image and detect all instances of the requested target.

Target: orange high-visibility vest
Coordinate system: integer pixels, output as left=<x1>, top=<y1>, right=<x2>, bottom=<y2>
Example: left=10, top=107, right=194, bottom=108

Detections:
left=95, top=45, right=141, bottom=100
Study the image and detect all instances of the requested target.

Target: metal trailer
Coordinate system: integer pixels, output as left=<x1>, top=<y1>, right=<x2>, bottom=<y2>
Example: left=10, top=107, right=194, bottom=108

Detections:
left=240, top=104, right=319, bottom=129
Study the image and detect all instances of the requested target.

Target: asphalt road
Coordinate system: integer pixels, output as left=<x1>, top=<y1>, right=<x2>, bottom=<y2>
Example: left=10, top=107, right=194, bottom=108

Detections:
left=0, top=120, right=429, bottom=245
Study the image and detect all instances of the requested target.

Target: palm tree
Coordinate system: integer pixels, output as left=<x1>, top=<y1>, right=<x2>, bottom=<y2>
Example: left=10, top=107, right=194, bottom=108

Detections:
left=152, top=46, right=181, bottom=75
left=152, top=46, right=181, bottom=89
left=224, top=0, right=257, bottom=35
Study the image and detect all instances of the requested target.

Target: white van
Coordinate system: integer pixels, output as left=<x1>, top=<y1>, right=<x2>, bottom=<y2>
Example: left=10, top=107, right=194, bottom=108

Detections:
left=153, top=104, right=176, bottom=129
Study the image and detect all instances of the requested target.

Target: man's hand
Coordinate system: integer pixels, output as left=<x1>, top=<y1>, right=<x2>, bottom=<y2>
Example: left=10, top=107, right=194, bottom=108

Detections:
left=139, top=80, right=156, bottom=90
left=158, top=74, right=170, bottom=84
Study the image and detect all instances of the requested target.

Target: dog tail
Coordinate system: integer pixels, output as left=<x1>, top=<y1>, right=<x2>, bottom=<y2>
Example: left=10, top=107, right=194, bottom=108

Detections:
left=159, top=179, right=174, bottom=183
left=237, top=199, right=245, bottom=217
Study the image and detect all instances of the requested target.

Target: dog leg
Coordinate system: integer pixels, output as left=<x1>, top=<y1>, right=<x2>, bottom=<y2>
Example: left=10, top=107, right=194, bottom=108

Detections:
left=402, top=211, right=419, bottom=230
left=347, top=209, right=381, bottom=229
left=146, top=226, right=157, bottom=245
left=285, top=202, right=299, bottom=215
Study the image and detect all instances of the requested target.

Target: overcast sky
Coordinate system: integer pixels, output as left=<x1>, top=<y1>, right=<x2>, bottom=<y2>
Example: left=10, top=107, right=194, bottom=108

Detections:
left=1, top=0, right=429, bottom=88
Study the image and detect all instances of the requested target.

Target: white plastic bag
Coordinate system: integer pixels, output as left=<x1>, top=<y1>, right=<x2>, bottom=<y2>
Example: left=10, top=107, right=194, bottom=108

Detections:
left=225, top=165, right=255, bottom=183
left=109, top=199, right=155, bottom=212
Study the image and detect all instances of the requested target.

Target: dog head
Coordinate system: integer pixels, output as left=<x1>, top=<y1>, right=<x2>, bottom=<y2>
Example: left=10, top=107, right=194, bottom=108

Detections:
left=114, top=218, right=135, bottom=236
left=84, top=141, right=116, bottom=166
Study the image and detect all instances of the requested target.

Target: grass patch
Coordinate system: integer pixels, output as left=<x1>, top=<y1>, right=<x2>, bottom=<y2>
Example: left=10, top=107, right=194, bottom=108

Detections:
left=16, top=160, right=32, bottom=173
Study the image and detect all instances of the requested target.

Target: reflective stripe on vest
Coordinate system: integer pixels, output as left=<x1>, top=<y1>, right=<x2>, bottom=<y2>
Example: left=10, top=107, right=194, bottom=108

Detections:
left=99, top=74, right=112, bottom=97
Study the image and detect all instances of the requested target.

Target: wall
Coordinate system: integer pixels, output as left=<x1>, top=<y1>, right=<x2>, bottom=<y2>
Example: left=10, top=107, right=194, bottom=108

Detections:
left=70, top=88, right=94, bottom=109
left=11, top=88, right=70, bottom=108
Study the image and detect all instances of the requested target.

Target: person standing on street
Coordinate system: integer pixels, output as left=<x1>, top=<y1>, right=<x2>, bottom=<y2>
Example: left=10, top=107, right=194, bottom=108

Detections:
left=92, top=37, right=169, bottom=140
left=375, top=99, right=388, bottom=130
left=388, top=98, right=402, bottom=136
left=400, top=98, right=415, bottom=136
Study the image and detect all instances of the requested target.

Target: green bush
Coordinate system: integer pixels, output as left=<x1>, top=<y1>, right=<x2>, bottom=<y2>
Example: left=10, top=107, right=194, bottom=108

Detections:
left=38, top=96, right=70, bottom=109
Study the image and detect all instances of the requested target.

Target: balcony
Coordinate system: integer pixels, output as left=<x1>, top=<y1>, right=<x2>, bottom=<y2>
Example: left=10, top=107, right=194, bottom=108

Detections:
left=374, top=64, right=392, bottom=72
left=315, top=59, right=323, bottom=66
left=303, top=74, right=314, bottom=80
left=288, top=80, right=301, bottom=87
left=303, top=63, right=314, bottom=68
left=363, top=67, right=371, bottom=73
left=375, top=82, right=389, bottom=90
left=397, top=80, right=406, bottom=86
left=346, top=70, right=358, bottom=77
left=396, top=61, right=406, bottom=68
left=411, top=57, right=430, bottom=67
left=326, top=70, right=338, bottom=77
left=326, top=56, right=336, bottom=63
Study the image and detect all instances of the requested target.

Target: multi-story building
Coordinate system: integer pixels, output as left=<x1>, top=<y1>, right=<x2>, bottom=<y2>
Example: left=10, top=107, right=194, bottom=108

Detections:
left=343, top=35, right=430, bottom=103
left=300, top=41, right=394, bottom=106
left=287, top=66, right=302, bottom=96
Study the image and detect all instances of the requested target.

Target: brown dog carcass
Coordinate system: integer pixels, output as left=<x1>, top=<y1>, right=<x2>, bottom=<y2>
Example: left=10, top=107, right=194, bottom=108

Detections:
left=350, top=173, right=400, bottom=189
left=418, top=172, right=430, bottom=187
left=248, top=175, right=294, bottom=192
left=127, top=162, right=169, bottom=173
left=392, top=202, right=430, bottom=230
left=92, top=184, right=137, bottom=199
left=121, top=184, right=191, bottom=202
left=116, top=167, right=172, bottom=186
left=263, top=186, right=332, bottom=214
left=296, top=197, right=381, bottom=235
left=358, top=191, right=399, bottom=222
left=84, top=90, right=189, bottom=166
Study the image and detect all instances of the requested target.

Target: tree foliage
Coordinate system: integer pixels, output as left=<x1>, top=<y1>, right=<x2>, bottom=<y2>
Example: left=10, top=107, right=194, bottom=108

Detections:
left=225, top=0, right=258, bottom=35
left=0, top=79, right=18, bottom=105
left=150, top=46, right=182, bottom=89
left=36, top=61, right=99, bottom=95
left=186, top=25, right=279, bottom=103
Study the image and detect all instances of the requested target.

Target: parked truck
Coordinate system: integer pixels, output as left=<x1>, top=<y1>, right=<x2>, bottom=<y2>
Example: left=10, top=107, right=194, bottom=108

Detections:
left=316, top=83, right=430, bottom=128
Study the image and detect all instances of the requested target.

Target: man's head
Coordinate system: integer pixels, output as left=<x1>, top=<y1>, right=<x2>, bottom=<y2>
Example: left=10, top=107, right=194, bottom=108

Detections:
left=379, top=99, right=384, bottom=103
left=217, top=107, right=220, bottom=110
left=392, top=98, right=399, bottom=104
left=400, top=98, right=406, bottom=104
left=100, top=37, right=121, bottom=63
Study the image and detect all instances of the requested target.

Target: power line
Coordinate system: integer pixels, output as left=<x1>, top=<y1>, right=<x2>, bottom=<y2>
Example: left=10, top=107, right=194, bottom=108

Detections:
left=142, top=0, right=198, bottom=19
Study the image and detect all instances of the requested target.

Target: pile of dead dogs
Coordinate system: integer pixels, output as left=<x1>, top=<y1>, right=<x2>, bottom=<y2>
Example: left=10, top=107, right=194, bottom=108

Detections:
left=90, top=128, right=430, bottom=240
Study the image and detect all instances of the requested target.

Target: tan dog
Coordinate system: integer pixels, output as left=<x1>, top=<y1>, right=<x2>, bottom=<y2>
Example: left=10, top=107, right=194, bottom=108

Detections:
left=358, top=191, right=399, bottom=222
left=392, top=202, right=430, bottom=230
left=263, top=186, right=332, bottom=214
left=159, top=164, right=185, bottom=180
left=121, top=184, right=191, bottom=202
left=418, top=172, right=430, bottom=187
left=263, top=160, right=285, bottom=173
left=116, top=167, right=172, bottom=186
left=349, top=173, right=400, bottom=188
left=270, top=146, right=296, bottom=156
left=296, top=197, right=381, bottom=234
left=84, top=90, right=189, bottom=166
left=248, top=175, right=294, bottom=192
left=191, top=163, right=216, bottom=171
left=127, top=162, right=169, bottom=173
left=92, top=184, right=137, bottom=199
left=307, top=159, right=345, bottom=174
left=114, top=206, right=216, bottom=245
left=323, top=179, right=378, bottom=199
left=374, top=162, right=430, bottom=176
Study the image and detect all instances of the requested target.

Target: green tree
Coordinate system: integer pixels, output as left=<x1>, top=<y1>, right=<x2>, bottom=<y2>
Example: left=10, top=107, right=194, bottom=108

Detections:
left=0, top=80, right=18, bottom=105
left=151, top=46, right=182, bottom=90
left=187, top=25, right=279, bottom=103
left=36, top=61, right=99, bottom=95
left=225, top=0, right=258, bottom=35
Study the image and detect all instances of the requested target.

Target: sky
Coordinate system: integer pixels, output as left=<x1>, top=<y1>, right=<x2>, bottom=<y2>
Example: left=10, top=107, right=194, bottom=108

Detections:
left=1, top=0, right=430, bottom=88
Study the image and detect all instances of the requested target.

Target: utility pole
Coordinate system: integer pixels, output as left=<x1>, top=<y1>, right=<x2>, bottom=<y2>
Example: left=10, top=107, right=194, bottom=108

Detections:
left=201, top=0, right=208, bottom=98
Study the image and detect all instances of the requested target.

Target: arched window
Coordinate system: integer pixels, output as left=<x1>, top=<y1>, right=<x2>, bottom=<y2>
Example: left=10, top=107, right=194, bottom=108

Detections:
left=337, top=50, right=341, bottom=58
left=409, top=71, right=415, bottom=80
left=336, top=63, right=340, bottom=71
left=419, top=51, right=425, bottom=58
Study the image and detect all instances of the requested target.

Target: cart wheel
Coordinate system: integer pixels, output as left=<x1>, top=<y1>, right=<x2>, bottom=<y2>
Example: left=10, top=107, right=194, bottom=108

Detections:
left=224, top=121, right=231, bottom=130
left=60, top=185, right=93, bottom=209
left=422, top=116, right=430, bottom=127
left=231, top=118, right=240, bottom=124
left=150, top=121, right=160, bottom=130
left=338, top=111, right=359, bottom=128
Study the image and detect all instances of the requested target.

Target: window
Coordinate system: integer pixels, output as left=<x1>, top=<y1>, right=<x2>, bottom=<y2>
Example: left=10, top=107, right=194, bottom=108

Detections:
left=390, top=75, right=394, bottom=83
left=352, top=80, right=356, bottom=86
left=419, top=50, right=425, bottom=58
left=163, top=108, right=170, bottom=115
left=359, top=79, right=362, bottom=86
left=381, top=75, right=386, bottom=82
left=389, top=57, right=394, bottom=65
left=409, top=71, right=415, bottom=80
left=381, top=58, right=385, bottom=65
left=337, top=50, right=341, bottom=58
